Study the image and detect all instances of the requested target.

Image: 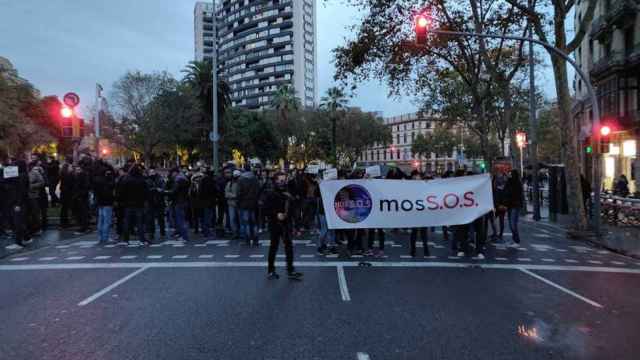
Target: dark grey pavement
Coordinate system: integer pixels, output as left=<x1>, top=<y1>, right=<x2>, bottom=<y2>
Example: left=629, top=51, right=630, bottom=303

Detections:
left=1, top=222, right=640, bottom=360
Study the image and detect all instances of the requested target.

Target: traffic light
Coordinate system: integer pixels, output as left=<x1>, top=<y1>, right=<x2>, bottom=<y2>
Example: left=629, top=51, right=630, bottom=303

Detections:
left=60, top=106, right=73, bottom=118
left=415, top=13, right=431, bottom=45
left=585, top=145, right=593, bottom=154
left=479, top=161, right=486, bottom=172
left=600, top=125, right=611, bottom=153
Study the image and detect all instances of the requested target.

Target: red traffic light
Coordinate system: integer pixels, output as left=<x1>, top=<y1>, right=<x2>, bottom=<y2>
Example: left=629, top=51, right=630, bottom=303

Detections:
left=60, top=106, right=73, bottom=118
left=415, top=12, right=431, bottom=45
left=600, top=125, right=611, bottom=136
left=416, top=15, right=429, bottom=28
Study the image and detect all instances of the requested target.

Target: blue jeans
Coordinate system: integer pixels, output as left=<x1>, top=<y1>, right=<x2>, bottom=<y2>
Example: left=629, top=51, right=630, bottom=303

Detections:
left=201, top=207, right=214, bottom=238
left=508, top=208, right=520, bottom=243
left=174, top=204, right=189, bottom=241
left=97, top=206, right=113, bottom=242
left=317, top=214, right=334, bottom=247
left=228, top=206, right=239, bottom=236
left=239, top=208, right=256, bottom=242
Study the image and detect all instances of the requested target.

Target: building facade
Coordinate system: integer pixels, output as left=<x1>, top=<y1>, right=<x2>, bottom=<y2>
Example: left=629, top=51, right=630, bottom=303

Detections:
left=573, top=0, right=639, bottom=190
left=194, top=0, right=317, bottom=110
left=357, top=112, right=469, bottom=174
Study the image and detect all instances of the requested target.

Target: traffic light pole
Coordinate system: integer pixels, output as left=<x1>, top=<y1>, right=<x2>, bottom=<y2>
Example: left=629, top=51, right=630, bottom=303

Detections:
left=428, top=29, right=602, bottom=235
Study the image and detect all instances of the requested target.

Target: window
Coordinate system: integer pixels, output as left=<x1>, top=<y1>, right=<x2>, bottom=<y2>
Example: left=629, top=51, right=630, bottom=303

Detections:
left=624, top=28, right=635, bottom=56
left=397, top=149, right=400, bottom=159
left=404, top=133, right=407, bottom=143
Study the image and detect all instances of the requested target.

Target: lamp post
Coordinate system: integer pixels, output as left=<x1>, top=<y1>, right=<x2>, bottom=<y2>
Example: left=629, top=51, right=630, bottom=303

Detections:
left=211, top=0, right=220, bottom=173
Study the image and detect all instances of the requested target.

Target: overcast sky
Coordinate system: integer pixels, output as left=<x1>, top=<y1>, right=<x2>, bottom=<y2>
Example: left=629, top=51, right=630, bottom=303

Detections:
left=0, top=0, right=560, bottom=118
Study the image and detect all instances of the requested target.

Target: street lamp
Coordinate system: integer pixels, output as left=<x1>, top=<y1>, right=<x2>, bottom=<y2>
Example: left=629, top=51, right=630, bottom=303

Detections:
left=515, top=131, right=527, bottom=177
left=413, top=16, right=603, bottom=235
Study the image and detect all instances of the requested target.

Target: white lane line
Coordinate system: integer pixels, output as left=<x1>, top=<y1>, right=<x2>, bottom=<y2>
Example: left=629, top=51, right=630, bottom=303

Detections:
left=565, top=259, right=579, bottom=263
left=588, top=260, right=603, bottom=265
left=94, top=256, right=111, bottom=260
left=55, top=245, right=70, bottom=249
left=519, top=268, right=603, bottom=308
left=597, top=250, right=609, bottom=255
left=104, top=244, right=117, bottom=248
left=448, top=256, right=460, bottom=260
left=300, top=254, right=315, bottom=258
left=10, top=257, right=29, bottom=262
left=337, top=265, right=351, bottom=301
left=5, top=262, right=640, bottom=274
left=276, top=254, right=285, bottom=258
left=357, top=352, right=371, bottom=360
left=541, top=258, right=555, bottom=262
left=120, top=255, right=137, bottom=260
left=172, top=255, right=189, bottom=259
left=78, top=267, right=147, bottom=306
left=400, top=255, right=412, bottom=259
left=39, top=257, right=57, bottom=261
left=556, top=249, right=568, bottom=252
left=250, top=254, right=264, bottom=258
left=66, top=256, right=85, bottom=261
left=611, top=261, right=626, bottom=266
left=199, top=254, right=214, bottom=259
left=495, top=257, right=508, bottom=261
left=517, top=258, right=532, bottom=262
left=224, top=255, right=240, bottom=258
left=217, top=244, right=229, bottom=247
left=194, top=244, right=207, bottom=247
left=172, top=244, right=185, bottom=248
left=147, top=255, right=163, bottom=259
left=392, top=244, right=402, bottom=247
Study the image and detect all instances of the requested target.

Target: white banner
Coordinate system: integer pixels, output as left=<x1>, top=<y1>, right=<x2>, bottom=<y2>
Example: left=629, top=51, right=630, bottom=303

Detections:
left=320, top=174, right=494, bottom=229
left=2, top=166, right=18, bottom=179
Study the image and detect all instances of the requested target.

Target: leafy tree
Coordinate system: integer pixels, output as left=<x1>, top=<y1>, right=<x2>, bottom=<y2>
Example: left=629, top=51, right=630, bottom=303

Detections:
left=270, top=85, right=300, bottom=168
left=536, top=104, right=562, bottom=164
left=411, top=123, right=457, bottom=159
left=222, top=109, right=281, bottom=164
left=336, top=108, right=391, bottom=166
left=320, top=87, right=349, bottom=165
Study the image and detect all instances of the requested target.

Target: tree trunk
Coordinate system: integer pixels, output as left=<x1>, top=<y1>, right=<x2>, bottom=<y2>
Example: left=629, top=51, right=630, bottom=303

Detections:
left=550, top=56, right=587, bottom=229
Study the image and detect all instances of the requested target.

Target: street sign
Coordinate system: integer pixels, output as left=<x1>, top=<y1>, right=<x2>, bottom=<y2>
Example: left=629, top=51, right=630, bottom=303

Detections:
left=209, top=131, right=219, bottom=142
left=63, top=92, right=80, bottom=108
left=366, top=165, right=381, bottom=178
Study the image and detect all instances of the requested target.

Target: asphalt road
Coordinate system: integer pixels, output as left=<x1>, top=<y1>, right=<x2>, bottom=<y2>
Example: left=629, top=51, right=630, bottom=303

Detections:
left=1, top=220, right=639, bottom=360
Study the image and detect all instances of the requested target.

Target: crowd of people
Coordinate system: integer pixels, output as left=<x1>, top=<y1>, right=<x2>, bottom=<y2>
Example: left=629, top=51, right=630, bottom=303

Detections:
left=0, top=154, right=525, bottom=278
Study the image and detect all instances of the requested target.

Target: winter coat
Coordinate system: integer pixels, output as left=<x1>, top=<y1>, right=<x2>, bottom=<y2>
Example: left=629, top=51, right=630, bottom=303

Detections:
left=225, top=180, right=239, bottom=208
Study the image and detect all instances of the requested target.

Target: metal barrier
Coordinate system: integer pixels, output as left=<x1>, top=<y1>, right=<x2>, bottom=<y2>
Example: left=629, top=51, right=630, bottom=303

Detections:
left=600, top=194, right=640, bottom=226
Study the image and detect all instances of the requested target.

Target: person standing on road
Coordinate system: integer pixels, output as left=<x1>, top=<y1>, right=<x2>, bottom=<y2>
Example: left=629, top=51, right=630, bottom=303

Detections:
left=4, top=160, right=30, bottom=247
left=120, top=165, right=149, bottom=245
left=46, top=158, right=60, bottom=207
left=237, top=165, right=260, bottom=246
left=265, top=172, right=303, bottom=280
left=199, top=167, right=217, bottom=239
left=27, top=161, right=45, bottom=237
left=72, top=165, right=91, bottom=235
left=225, top=170, right=241, bottom=240
left=59, top=160, right=74, bottom=229
left=489, top=173, right=508, bottom=242
left=169, top=168, right=190, bottom=242
left=94, top=166, right=115, bottom=243
left=145, top=167, right=167, bottom=239
left=409, top=170, right=430, bottom=258
left=505, top=169, right=524, bottom=246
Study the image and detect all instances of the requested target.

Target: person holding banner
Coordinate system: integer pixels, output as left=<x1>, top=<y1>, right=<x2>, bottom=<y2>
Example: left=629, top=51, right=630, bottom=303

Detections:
left=265, top=172, right=303, bottom=280
left=409, top=170, right=431, bottom=257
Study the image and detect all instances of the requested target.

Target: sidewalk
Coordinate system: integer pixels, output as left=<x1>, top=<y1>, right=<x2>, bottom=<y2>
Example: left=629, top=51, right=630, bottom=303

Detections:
left=524, top=203, right=640, bottom=259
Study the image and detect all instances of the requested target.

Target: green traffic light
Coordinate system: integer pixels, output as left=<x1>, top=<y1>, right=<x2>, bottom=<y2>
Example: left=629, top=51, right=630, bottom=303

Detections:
left=586, top=145, right=593, bottom=154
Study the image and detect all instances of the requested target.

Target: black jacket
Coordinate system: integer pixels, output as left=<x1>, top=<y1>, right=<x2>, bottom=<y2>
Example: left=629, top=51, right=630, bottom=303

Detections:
left=264, top=188, right=292, bottom=225
left=505, top=178, right=524, bottom=209
left=199, top=174, right=218, bottom=208
left=72, top=171, right=91, bottom=200
left=119, top=174, right=148, bottom=208
left=94, top=174, right=115, bottom=206
left=237, top=172, right=259, bottom=210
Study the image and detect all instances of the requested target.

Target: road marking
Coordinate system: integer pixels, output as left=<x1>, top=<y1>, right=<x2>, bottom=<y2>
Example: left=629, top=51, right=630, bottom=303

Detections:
left=611, top=261, right=626, bottom=266
left=217, top=244, right=229, bottom=247
left=400, top=255, right=412, bottom=259
left=326, top=254, right=339, bottom=258
left=250, top=255, right=264, bottom=258
left=225, top=255, right=240, bottom=258
left=555, top=249, right=568, bottom=252
left=517, top=258, right=532, bottom=262
left=104, top=244, right=117, bottom=248
left=199, top=254, right=214, bottom=259
left=55, top=245, right=70, bottom=249
left=533, top=234, right=552, bottom=238
left=39, top=257, right=57, bottom=261
left=357, top=353, right=371, bottom=360
left=495, top=257, right=508, bottom=261
left=94, top=256, right=111, bottom=260
left=276, top=254, right=285, bottom=258
left=120, top=255, right=137, bottom=260
left=78, top=267, right=147, bottom=306
left=172, top=255, right=189, bottom=259
left=10, top=257, right=29, bottom=262
left=517, top=248, right=528, bottom=251
left=565, top=259, right=579, bottom=263
left=519, top=268, right=603, bottom=308
left=425, top=256, right=438, bottom=259
left=172, top=244, right=185, bottom=248
left=206, top=240, right=229, bottom=245
left=147, top=255, right=163, bottom=259
left=337, top=265, right=351, bottom=301
left=597, top=250, right=609, bottom=255
left=588, top=260, right=603, bottom=265
left=541, top=258, right=555, bottom=262
left=392, top=244, right=402, bottom=247
left=300, top=254, right=315, bottom=258
left=194, top=244, right=207, bottom=247
left=448, top=256, right=460, bottom=260
left=66, top=256, right=85, bottom=261
left=5, top=262, right=640, bottom=274
left=351, top=255, right=364, bottom=258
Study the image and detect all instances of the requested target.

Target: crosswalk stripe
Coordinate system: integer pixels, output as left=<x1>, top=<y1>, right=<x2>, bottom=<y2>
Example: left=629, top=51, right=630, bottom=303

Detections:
left=66, top=256, right=85, bottom=260
left=250, top=255, right=264, bottom=258
left=172, top=255, right=189, bottom=259
left=517, top=258, right=532, bottom=262
left=120, top=255, right=137, bottom=259
left=199, top=255, right=214, bottom=259
left=565, top=259, right=579, bottom=263
left=541, top=258, right=555, bottom=262
left=147, top=255, right=163, bottom=259
left=94, top=256, right=111, bottom=260
left=225, top=255, right=240, bottom=258
left=10, top=257, right=29, bottom=262
left=39, top=257, right=57, bottom=261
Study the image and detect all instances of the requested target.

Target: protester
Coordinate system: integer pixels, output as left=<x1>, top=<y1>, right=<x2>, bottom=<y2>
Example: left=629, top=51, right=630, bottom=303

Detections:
left=489, top=173, right=508, bottom=242
left=169, top=168, right=190, bottom=241
left=46, top=157, right=60, bottom=207
left=189, top=167, right=207, bottom=234
left=237, top=166, right=260, bottom=246
left=409, top=170, right=430, bottom=257
left=265, top=171, right=302, bottom=280
left=316, top=177, right=337, bottom=255
left=120, top=164, right=149, bottom=245
left=505, top=169, right=524, bottom=246
left=225, top=170, right=241, bottom=239
left=451, top=169, right=470, bottom=257
left=4, top=161, right=30, bottom=247
left=145, top=167, right=167, bottom=239
left=216, top=166, right=233, bottom=235
left=27, top=161, right=45, bottom=237
left=72, top=165, right=91, bottom=235
left=94, top=165, right=116, bottom=243
left=614, top=174, right=630, bottom=197
left=198, top=167, right=217, bottom=239
left=59, top=161, right=74, bottom=228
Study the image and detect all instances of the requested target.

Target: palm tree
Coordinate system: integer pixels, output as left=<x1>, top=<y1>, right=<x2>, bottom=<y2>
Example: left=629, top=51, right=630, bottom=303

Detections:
left=320, top=87, right=349, bottom=166
left=182, top=60, right=231, bottom=127
left=270, top=85, right=300, bottom=169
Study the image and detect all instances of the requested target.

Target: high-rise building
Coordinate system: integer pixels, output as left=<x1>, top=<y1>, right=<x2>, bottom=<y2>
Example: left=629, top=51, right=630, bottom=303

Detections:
left=572, top=0, right=639, bottom=190
left=194, top=0, right=318, bottom=110
left=194, top=2, right=215, bottom=62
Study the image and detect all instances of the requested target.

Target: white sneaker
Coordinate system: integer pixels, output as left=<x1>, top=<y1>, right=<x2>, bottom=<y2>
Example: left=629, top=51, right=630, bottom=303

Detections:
left=507, top=241, right=518, bottom=248
left=5, top=244, right=24, bottom=250
left=475, top=253, right=485, bottom=260
left=456, top=251, right=465, bottom=257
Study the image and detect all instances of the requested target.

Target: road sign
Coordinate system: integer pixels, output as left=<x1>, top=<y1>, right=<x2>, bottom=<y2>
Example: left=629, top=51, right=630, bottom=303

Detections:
left=209, top=131, right=219, bottom=142
left=63, top=92, right=80, bottom=108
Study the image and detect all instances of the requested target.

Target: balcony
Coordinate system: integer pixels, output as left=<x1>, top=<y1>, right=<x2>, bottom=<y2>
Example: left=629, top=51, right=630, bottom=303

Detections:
left=617, top=109, right=640, bottom=130
left=626, top=43, right=640, bottom=68
left=590, top=16, right=610, bottom=41
left=590, top=51, right=625, bottom=79
left=608, top=0, right=637, bottom=28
